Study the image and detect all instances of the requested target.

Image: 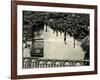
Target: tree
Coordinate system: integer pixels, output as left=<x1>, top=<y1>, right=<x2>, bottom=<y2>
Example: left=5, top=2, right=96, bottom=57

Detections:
left=23, top=11, right=89, bottom=48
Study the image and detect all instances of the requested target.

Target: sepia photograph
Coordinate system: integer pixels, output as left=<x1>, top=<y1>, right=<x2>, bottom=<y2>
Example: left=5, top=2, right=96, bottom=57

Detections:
left=22, top=11, right=90, bottom=69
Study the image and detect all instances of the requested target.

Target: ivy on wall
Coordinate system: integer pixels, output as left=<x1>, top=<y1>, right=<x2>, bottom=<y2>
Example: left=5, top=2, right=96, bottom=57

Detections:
left=23, top=11, right=89, bottom=48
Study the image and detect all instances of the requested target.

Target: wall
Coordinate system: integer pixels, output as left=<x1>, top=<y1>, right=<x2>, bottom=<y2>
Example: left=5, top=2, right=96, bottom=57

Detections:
left=43, top=26, right=84, bottom=60
left=0, top=0, right=99, bottom=80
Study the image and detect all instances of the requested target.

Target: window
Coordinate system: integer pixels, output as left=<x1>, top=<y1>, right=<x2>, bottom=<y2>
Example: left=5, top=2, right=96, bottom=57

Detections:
left=30, top=24, right=44, bottom=57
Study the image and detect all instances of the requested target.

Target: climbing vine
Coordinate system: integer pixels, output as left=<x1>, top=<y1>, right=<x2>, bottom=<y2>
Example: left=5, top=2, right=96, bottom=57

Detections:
left=23, top=11, right=89, bottom=48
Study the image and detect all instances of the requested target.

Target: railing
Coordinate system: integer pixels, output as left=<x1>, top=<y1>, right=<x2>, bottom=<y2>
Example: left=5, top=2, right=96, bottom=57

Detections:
left=23, top=57, right=90, bottom=69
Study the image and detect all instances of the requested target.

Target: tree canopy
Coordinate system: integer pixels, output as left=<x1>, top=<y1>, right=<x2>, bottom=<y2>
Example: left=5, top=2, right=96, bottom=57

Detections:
left=23, top=11, right=90, bottom=48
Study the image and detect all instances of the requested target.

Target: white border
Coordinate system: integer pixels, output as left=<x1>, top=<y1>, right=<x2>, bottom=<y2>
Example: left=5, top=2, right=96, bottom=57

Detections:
left=17, top=5, right=95, bottom=75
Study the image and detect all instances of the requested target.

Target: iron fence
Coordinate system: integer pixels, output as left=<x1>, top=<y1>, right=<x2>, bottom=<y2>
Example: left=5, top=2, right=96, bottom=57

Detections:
left=23, top=57, right=90, bottom=68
